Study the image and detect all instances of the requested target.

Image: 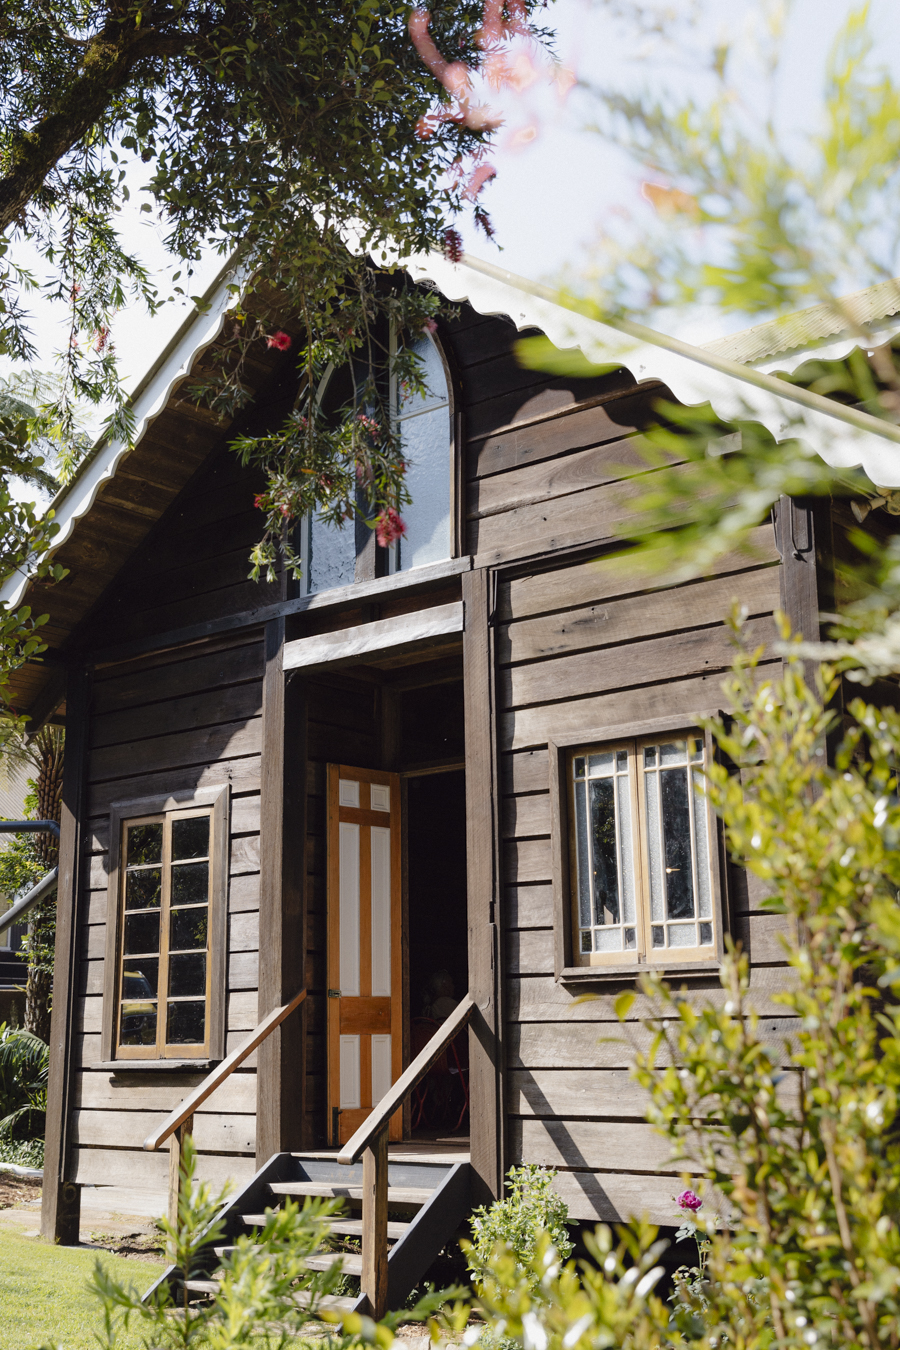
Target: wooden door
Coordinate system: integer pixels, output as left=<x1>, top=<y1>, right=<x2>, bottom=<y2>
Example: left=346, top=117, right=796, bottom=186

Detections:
left=326, top=764, right=403, bottom=1145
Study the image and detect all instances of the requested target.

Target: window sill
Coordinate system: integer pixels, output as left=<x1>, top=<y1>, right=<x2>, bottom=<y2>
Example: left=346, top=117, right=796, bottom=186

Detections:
left=559, top=960, right=722, bottom=984
left=90, top=1060, right=219, bottom=1074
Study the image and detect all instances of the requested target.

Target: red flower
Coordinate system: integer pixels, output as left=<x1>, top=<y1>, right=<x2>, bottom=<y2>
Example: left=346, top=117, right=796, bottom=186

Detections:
left=443, top=228, right=464, bottom=263
left=677, top=1189, right=702, bottom=1212
left=266, top=330, right=292, bottom=351
left=376, top=508, right=407, bottom=548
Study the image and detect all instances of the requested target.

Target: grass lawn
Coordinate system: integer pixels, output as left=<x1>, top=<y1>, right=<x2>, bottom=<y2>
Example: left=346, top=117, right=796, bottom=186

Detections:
left=0, top=1228, right=164, bottom=1350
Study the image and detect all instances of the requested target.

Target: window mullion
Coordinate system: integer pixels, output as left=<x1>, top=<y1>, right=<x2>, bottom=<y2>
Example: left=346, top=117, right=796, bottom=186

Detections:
left=628, top=741, right=647, bottom=958
left=158, top=817, right=173, bottom=1057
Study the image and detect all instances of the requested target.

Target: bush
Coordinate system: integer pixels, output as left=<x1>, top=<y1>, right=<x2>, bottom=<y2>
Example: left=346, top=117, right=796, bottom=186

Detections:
left=466, top=1164, right=573, bottom=1294
left=0, top=1022, right=47, bottom=1141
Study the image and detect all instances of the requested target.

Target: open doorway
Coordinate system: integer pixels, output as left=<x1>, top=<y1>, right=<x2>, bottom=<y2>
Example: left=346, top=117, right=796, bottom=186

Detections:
left=406, top=768, right=469, bottom=1138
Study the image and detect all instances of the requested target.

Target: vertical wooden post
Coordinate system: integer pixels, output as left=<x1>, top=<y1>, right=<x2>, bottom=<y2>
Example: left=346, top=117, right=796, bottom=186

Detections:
left=41, top=665, right=90, bottom=1245
left=361, top=1125, right=389, bottom=1319
left=257, top=618, right=308, bottom=1164
left=777, top=496, right=821, bottom=645
left=462, top=567, right=503, bottom=1204
left=168, top=1114, right=194, bottom=1232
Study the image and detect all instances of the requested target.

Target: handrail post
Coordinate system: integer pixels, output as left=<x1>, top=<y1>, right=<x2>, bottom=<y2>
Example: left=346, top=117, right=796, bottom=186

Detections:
left=168, top=1114, right=194, bottom=1236
left=360, top=1123, right=389, bottom=1320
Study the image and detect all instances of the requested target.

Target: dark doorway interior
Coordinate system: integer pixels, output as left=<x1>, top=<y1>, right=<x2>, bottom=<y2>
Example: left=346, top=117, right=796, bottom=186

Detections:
left=406, top=768, right=468, bottom=1136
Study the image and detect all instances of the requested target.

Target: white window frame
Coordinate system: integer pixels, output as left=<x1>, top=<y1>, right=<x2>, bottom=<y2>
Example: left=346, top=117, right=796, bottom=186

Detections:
left=549, top=715, right=728, bottom=982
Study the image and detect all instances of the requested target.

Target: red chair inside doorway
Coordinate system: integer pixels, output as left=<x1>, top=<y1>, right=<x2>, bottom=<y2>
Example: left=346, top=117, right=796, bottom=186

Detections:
left=410, top=1015, right=469, bottom=1132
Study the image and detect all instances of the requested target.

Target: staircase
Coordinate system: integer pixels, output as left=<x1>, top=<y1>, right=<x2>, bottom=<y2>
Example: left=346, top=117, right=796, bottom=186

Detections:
left=144, top=1149, right=472, bottom=1314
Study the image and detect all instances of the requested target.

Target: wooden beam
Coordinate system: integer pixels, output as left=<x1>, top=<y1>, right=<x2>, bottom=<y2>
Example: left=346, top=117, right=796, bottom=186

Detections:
left=256, top=618, right=309, bottom=1164
left=777, top=496, right=821, bottom=645
left=86, top=558, right=474, bottom=670
left=360, top=1127, right=389, bottom=1320
left=41, top=665, right=91, bottom=1244
left=168, top=1114, right=194, bottom=1233
left=283, top=602, right=464, bottom=672
left=462, top=568, right=504, bottom=1203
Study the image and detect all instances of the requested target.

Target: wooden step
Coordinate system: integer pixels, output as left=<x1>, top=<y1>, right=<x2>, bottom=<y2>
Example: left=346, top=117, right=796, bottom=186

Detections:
left=293, top=1292, right=357, bottom=1313
left=327, top=1218, right=409, bottom=1240
left=268, top=1181, right=434, bottom=1205
left=306, top=1252, right=363, bottom=1276
left=182, top=1278, right=221, bottom=1296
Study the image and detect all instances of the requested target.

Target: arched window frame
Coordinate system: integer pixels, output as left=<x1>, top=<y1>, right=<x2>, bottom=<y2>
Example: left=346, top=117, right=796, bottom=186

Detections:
left=296, top=322, right=459, bottom=596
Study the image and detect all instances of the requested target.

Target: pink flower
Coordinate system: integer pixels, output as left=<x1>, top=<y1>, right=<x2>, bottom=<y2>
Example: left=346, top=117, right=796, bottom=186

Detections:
left=266, top=330, right=292, bottom=351
left=376, top=508, right=407, bottom=548
left=677, top=1189, right=702, bottom=1212
left=423, top=318, right=438, bottom=334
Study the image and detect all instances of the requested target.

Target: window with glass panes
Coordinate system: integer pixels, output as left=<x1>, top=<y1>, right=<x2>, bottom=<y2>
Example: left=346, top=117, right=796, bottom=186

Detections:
left=569, top=734, right=716, bottom=966
left=116, top=809, right=213, bottom=1058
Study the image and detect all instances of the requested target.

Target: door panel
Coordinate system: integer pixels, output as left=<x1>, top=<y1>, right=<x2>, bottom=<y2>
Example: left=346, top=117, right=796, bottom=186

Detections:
left=327, top=765, right=403, bottom=1145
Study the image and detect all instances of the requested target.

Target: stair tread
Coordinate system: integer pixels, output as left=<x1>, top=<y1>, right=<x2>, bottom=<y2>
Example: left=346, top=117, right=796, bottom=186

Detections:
left=306, top=1252, right=363, bottom=1276
left=268, top=1181, right=433, bottom=1204
left=294, top=1292, right=357, bottom=1313
left=182, top=1278, right=221, bottom=1295
left=328, top=1219, right=409, bottom=1239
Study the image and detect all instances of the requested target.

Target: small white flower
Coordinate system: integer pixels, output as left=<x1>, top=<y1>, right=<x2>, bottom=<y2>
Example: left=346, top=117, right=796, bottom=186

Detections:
left=795, top=1316, right=807, bottom=1327
left=635, top=1266, right=665, bottom=1298
left=621, top=1267, right=639, bottom=1287
left=463, top=1327, right=483, bottom=1347
left=804, top=1331, right=818, bottom=1344
left=785, top=1290, right=795, bottom=1302
left=724, top=1001, right=735, bottom=1014
left=866, top=1100, right=883, bottom=1121
left=751, top=833, right=762, bottom=849
left=563, top=1314, right=593, bottom=1347
left=603, top=1256, right=616, bottom=1273
left=522, top=1312, right=549, bottom=1350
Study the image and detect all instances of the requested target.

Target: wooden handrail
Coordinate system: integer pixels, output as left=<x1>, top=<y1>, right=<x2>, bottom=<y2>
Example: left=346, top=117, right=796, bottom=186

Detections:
left=337, top=992, right=475, bottom=1165
left=338, top=992, right=475, bottom=1320
left=143, top=987, right=308, bottom=1152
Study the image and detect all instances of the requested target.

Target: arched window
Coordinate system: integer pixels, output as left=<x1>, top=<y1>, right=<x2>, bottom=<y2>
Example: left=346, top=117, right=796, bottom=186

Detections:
left=301, top=330, right=453, bottom=594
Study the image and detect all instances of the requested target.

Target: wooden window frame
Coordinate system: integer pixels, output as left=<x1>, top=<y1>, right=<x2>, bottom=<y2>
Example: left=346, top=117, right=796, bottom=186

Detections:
left=549, top=714, right=727, bottom=983
left=100, top=785, right=230, bottom=1066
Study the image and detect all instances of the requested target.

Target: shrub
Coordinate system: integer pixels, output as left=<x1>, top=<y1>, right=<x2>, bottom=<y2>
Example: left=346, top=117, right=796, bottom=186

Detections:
left=466, top=1164, right=573, bottom=1295
left=0, top=1022, right=47, bottom=1140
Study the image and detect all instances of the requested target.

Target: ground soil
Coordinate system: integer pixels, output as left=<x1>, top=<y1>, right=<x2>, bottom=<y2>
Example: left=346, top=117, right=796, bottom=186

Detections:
left=0, top=1175, right=41, bottom=1211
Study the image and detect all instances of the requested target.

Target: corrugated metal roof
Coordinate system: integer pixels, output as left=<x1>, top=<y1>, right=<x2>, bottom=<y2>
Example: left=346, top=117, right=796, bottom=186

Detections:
left=703, top=277, right=900, bottom=366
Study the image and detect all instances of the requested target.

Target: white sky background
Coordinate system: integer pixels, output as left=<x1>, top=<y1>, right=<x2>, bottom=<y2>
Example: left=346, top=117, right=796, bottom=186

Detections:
left=5, top=0, right=900, bottom=448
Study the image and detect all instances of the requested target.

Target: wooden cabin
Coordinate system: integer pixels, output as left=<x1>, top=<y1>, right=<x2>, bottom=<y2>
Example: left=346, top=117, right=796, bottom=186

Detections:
left=8, top=252, right=899, bottom=1271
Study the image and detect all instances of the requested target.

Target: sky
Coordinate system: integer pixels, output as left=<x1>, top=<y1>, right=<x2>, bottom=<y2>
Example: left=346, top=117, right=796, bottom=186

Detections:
left=5, top=0, right=900, bottom=432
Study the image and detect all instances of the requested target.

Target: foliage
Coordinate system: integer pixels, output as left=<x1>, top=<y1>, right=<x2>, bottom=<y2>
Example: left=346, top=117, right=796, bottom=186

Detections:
left=88, top=1135, right=462, bottom=1349
left=0, top=1022, right=48, bottom=1142
left=0, top=1136, right=43, bottom=1167
left=513, top=3, right=900, bottom=677
left=466, top=1164, right=573, bottom=1296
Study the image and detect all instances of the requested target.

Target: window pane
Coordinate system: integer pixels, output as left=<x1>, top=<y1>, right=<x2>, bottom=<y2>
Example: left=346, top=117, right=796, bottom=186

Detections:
left=692, top=769, right=712, bottom=919
left=125, top=868, right=161, bottom=910
left=574, top=778, right=591, bottom=928
left=397, top=334, right=448, bottom=415
left=644, top=768, right=664, bottom=920
left=124, top=911, right=159, bottom=955
left=588, top=751, right=615, bottom=777
left=700, top=922, right=713, bottom=945
left=573, top=756, right=585, bottom=779
left=308, top=512, right=355, bottom=593
left=170, top=906, right=208, bottom=951
left=122, top=959, right=158, bottom=999
left=589, top=778, right=619, bottom=925
left=660, top=740, right=687, bottom=765
left=616, top=750, right=628, bottom=771
left=616, top=772, right=636, bottom=924
left=668, top=922, right=696, bottom=947
left=167, top=1000, right=206, bottom=1045
left=594, top=927, right=622, bottom=951
left=651, top=924, right=664, bottom=947
left=171, top=861, right=209, bottom=906
left=120, top=1003, right=157, bottom=1046
left=126, top=823, right=162, bottom=866
left=624, top=927, right=636, bottom=949
left=661, top=767, right=695, bottom=919
left=398, top=404, right=451, bottom=571
left=172, top=817, right=210, bottom=861
left=580, top=929, right=592, bottom=953
left=168, top=952, right=207, bottom=997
